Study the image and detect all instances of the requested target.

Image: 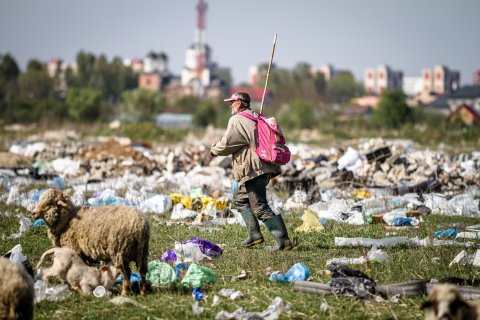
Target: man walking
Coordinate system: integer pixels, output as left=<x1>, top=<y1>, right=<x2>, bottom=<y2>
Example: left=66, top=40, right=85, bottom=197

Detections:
left=210, top=92, right=293, bottom=251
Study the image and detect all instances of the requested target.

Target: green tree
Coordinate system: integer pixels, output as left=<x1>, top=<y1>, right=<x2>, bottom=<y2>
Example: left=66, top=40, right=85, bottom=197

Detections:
left=292, top=62, right=312, bottom=82
left=173, top=95, right=201, bottom=113
left=121, top=89, right=166, bottom=120
left=18, top=59, right=54, bottom=100
left=278, top=99, right=317, bottom=130
left=66, top=88, right=102, bottom=121
left=193, top=101, right=217, bottom=127
left=373, top=90, right=412, bottom=128
left=313, top=72, right=327, bottom=96
left=326, top=71, right=363, bottom=104
left=0, top=53, right=20, bottom=100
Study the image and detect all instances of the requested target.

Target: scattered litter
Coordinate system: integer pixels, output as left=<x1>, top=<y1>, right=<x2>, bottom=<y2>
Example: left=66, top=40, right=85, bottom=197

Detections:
left=218, top=288, right=243, bottom=300
left=320, top=302, right=329, bottom=312
left=8, top=216, right=32, bottom=239
left=434, top=229, right=459, bottom=238
left=215, top=296, right=289, bottom=320
left=109, top=297, right=146, bottom=308
left=192, top=301, right=204, bottom=315
left=181, top=263, right=217, bottom=288
left=146, top=261, right=177, bottom=286
left=269, top=263, right=310, bottom=284
left=93, top=286, right=111, bottom=298
left=295, top=210, right=325, bottom=232
left=212, top=295, right=220, bottom=306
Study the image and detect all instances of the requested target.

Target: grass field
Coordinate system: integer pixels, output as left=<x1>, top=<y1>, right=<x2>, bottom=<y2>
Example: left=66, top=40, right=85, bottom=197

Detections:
left=1, top=201, right=480, bottom=320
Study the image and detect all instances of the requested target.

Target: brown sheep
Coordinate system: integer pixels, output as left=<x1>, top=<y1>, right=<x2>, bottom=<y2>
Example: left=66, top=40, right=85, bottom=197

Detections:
left=0, top=257, right=34, bottom=320
left=32, top=189, right=150, bottom=296
left=422, top=284, right=480, bottom=320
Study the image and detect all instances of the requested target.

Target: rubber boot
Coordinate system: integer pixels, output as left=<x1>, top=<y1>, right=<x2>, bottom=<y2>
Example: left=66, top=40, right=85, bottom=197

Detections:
left=240, top=208, right=264, bottom=247
left=264, top=215, right=293, bottom=251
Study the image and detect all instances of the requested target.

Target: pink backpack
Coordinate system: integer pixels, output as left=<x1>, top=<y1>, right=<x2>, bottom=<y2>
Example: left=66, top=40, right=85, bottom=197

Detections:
left=239, top=111, right=291, bottom=165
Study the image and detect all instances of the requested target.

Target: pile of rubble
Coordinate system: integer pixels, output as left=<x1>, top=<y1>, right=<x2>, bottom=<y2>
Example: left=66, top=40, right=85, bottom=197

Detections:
left=275, top=139, right=480, bottom=196
left=2, top=134, right=479, bottom=202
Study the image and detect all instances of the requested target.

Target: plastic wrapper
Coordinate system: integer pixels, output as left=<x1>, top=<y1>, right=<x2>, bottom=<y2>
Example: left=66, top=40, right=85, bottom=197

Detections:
left=182, top=238, right=223, bottom=258
left=269, top=263, right=310, bottom=284
left=335, top=236, right=410, bottom=248
left=113, top=272, right=142, bottom=286
left=391, top=217, right=419, bottom=227
left=140, top=194, right=172, bottom=214
left=295, top=210, right=325, bottom=233
left=174, top=242, right=210, bottom=263
left=337, top=147, right=361, bottom=171
left=215, top=296, right=289, bottom=320
left=181, top=263, right=217, bottom=288
left=160, top=249, right=177, bottom=262
left=367, top=247, right=389, bottom=263
left=434, top=229, right=459, bottom=238
left=146, top=261, right=177, bottom=286
left=326, top=257, right=367, bottom=266
left=170, top=203, right=198, bottom=220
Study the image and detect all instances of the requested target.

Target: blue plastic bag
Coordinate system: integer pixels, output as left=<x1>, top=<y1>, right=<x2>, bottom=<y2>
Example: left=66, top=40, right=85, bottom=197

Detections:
left=269, top=263, right=310, bottom=284
left=391, top=217, right=416, bottom=226
left=113, top=271, right=142, bottom=286
left=434, top=229, right=459, bottom=238
left=33, top=219, right=46, bottom=227
left=192, top=287, right=205, bottom=301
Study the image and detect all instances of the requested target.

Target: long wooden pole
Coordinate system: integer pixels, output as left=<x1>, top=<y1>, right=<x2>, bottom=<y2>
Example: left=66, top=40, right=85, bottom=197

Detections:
left=260, top=34, right=277, bottom=114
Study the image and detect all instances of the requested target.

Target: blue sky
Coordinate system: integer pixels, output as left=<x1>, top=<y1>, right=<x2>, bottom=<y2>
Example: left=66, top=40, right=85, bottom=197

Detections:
left=0, top=0, right=478, bottom=85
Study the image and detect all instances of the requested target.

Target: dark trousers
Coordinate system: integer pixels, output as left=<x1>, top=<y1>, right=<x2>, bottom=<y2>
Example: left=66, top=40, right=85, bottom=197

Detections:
left=233, top=174, right=276, bottom=222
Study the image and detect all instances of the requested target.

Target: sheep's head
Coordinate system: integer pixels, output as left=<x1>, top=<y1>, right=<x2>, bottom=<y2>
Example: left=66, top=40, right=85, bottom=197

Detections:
left=32, top=189, right=73, bottom=228
left=100, top=264, right=120, bottom=288
left=421, top=284, right=469, bottom=320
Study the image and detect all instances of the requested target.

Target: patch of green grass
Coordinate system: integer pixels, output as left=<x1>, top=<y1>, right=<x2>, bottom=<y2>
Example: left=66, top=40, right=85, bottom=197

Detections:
left=1, top=203, right=480, bottom=319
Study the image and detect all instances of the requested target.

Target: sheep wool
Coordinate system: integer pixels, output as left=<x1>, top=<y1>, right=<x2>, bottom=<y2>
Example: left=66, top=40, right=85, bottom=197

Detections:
left=32, top=189, right=150, bottom=296
left=0, top=258, right=34, bottom=320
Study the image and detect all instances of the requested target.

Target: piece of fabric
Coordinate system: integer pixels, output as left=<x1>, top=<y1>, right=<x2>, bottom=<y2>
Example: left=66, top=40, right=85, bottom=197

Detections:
left=210, top=109, right=280, bottom=185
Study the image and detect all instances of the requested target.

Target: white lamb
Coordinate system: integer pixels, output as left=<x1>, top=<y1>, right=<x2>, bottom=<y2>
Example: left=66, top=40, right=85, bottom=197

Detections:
left=36, top=247, right=119, bottom=295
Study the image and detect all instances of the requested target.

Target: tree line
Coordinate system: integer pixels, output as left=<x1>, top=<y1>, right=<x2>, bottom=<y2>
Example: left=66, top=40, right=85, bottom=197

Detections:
left=1, top=51, right=414, bottom=130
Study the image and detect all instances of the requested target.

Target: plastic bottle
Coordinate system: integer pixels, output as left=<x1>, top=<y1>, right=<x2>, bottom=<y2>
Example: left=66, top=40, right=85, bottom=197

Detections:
left=269, top=263, right=310, bottom=283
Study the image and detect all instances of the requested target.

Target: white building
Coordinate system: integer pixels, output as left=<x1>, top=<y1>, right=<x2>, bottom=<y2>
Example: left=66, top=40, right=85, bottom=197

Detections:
left=364, top=65, right=403, bottom=95
left=402, top=77, right=424, bottom=96
left=422, top=65, right=460, bottom=95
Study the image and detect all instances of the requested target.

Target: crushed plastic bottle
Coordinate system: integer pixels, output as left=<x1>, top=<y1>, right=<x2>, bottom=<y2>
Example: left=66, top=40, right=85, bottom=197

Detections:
left=269, top=263, right=310, bottom=284
left=34, top=279, right=48, bottom=303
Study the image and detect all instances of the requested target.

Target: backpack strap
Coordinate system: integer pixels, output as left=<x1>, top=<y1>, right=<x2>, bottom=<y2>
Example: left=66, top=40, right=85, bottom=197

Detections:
left=238, top=111, right=259, bottom=152
left=238, top=111, right=259, bottom=121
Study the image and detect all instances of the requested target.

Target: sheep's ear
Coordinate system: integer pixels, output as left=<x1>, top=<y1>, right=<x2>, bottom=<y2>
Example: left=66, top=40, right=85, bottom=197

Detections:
left=57, top=200, right=68, bottom=207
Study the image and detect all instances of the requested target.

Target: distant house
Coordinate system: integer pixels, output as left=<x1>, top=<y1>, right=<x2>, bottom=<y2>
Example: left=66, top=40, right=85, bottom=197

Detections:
left=138, top=52, right=172, bottom=91
left=337, top=105, right=372, bottom=122
left=426, top=85, right=480, bottom=115
left=447, top=104, right=480, bottom=126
